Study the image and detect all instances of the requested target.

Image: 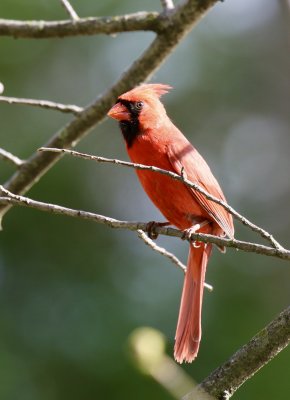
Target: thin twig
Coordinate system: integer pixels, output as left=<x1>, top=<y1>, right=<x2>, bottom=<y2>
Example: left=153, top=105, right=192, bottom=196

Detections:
left=39, top=147, right=286, bottom=252
left=161, top=0, right=175, bottom=11
left=60, top=0, right=80, bottom=21
left=0, top=148, right=24, bottom=167
left=0, top=187, right=289, bottom=261
left=137, top=229, right=186, bottom=273
left=137, top=229, right=213, bottom=291
left=0, top=12, right=161, bottom=38
left=0, top=0, right=220, bottom=226
left=0, top=96, right=83, bottom=116
left=183, top=306, right=290, bottom=400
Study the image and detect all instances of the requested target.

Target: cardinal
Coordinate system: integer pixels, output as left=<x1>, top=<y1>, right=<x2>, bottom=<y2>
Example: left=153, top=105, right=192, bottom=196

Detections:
left=108, top=84, right=234, bottom=363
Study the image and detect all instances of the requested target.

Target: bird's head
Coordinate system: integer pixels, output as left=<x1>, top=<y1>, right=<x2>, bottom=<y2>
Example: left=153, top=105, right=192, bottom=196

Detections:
left=108, top=84, right=172, bottom=147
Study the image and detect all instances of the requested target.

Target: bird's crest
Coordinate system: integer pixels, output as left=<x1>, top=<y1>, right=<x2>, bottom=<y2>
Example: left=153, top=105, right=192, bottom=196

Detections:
left=119, top=83, right=172, bottom=102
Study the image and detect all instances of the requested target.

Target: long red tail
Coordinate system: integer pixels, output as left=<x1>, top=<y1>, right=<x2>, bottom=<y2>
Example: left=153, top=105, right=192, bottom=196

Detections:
left=174, top=242, right=212, bottom=363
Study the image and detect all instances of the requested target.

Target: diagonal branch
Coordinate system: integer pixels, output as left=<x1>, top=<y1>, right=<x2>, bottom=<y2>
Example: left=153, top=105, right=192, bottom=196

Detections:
left=137, top=229, right=187, bottom=273
left=0, top=148, right=24, bottom=167
left=183, top=306, right=290, bottom=400
left=136, top=229, right=213, bottom=291
left=0, top=186, right=289, bottom=261
left=39, top=148, right=286, bottom=252
left=0, top=0, right=220, bottom=227
left=0, top=96, right=83, bottom=116
left=60, top=0, right=80, bottom=21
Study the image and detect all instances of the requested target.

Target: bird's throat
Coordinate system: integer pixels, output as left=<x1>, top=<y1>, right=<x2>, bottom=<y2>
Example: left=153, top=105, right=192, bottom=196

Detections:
left=119, top=118, right=140, bottom=148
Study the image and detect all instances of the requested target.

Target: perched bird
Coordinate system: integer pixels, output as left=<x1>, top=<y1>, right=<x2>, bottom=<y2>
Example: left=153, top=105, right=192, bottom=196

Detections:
left=108, top=84, right=234, bottom=363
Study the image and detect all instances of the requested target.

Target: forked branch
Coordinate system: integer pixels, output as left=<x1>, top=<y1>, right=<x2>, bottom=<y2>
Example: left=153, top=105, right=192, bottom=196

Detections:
left=38, top=147, right=287, bottom=253
left=0, top=0, right=220, bottom=226
left=1, top=2, right=288, bottom=397
left=0, top=186, right=289, bottom=261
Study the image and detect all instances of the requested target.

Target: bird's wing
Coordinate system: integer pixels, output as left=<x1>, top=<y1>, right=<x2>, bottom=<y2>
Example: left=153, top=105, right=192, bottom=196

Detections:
left=167, top=140, right=234, bottom=238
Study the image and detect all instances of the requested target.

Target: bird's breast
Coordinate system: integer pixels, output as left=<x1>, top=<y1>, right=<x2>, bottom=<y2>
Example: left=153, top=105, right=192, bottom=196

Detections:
left=127, top=133, right=209, bottom=229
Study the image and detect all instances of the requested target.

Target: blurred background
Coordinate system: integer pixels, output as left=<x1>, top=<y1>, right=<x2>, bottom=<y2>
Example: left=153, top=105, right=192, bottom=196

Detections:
left=0, top=0, right=289, bottom=399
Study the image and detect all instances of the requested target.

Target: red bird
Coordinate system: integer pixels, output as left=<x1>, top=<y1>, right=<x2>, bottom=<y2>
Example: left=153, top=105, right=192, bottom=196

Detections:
left=108, top=84, right=234, bottom=363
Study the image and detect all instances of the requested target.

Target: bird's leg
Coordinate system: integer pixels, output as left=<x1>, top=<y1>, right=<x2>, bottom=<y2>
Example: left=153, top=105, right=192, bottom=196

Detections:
left=146, top=221, right=170, bottom=240
left=182, top=220, right=211, bottom=247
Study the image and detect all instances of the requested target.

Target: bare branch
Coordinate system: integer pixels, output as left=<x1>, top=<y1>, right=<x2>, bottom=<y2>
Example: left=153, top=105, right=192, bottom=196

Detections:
left=1, top=2, right=287, bottom=397
left=39, top=148, right=286, bottom=252
left=60, top=0, right=80, bottom=21
left=0, top=0, right=220, bottom=225
left=161, top=0, right=175, bottom=11
left=0, top=12, right=160, bottom=39
left=137, top=229, right=213, bottom=291
left=137, top=229, right=186, bottom=273
left=184, top=306, right=290, bottom=400
left=0, top=96, right=83, bottom=116
left=0, top=148, right=24, bottom=167
left=0, top=186, right=289, bottom=261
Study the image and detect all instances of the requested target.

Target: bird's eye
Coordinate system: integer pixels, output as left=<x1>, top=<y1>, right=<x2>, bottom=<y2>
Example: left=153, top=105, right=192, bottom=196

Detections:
left=135, top=101, right=144, bottom=110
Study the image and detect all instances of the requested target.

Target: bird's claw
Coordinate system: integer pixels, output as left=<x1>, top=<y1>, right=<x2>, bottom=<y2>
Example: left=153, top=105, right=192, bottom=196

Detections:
left=146, top=221, right=170, bottom=240
left=182, top=227, right=197, bottom=240
left=182, top=221, right=210, bottom=246
left=182, top=228, right=202, bottom=248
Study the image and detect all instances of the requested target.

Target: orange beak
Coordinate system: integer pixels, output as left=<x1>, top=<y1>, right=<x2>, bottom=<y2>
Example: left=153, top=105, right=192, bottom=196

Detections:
left=107, top=102, right=131, bottom=121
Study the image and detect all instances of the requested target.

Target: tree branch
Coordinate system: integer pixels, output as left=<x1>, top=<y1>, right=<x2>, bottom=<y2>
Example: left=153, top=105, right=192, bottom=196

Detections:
left=2, top=2, right=288, bottom=398
left=183, top=306, right=290, bottom=400
left=0, top=12, right=160, bottom=38
left=0, top=186, right=289, bottom=261
left=0, top=96, right=83, bottom=116
left=59, top=0, right=80, bottom=21
left=0, top=0, right=220, bottom=226
left=137, top=229, right=186, bottom=273
left=137, top=229, right=213, bottom=291
left=38, top=148, right=286, bottom=252
left=0, top=148, right=24, bottom=167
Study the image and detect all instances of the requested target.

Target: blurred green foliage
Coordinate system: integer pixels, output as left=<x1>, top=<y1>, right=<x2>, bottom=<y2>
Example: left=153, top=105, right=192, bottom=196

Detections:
left=0, top=1, right=289, bottom=399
